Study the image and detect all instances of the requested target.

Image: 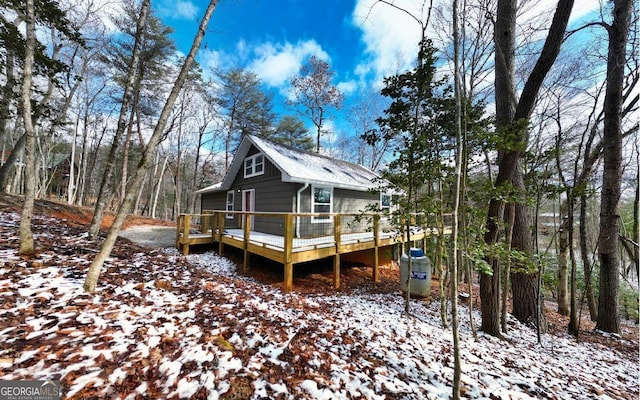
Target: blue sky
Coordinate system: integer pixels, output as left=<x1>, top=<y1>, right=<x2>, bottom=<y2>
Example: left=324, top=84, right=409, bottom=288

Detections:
left=153, top=0, right=432, bottom=139
left=152, top=0, right=604, bottom=141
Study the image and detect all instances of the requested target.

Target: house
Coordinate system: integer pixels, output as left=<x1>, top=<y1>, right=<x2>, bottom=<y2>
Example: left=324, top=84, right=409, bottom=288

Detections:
left=197, top=134, right=395, bottom=237
left=47, top=152, right=77, bottom=198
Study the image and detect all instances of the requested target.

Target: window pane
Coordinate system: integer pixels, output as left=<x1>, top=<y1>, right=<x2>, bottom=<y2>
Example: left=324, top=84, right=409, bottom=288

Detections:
left=314, top=188, right=331, bottom=204
left=381, top=195, right=391, bottom=207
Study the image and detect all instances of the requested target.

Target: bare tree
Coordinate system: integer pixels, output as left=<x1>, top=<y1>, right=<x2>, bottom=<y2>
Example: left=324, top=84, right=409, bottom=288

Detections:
left=84, top=0, right=219, bottom=292
left=596, top=0, right=634, bottom=334
left=289, top=56, right=343, bottom=153
left=348, top=89, right=393, bottom=171
left=480, top=0, right=575, bottom=336
left=18, top=0, right=36, bottom=256
left=451, top=0, right=463, bottom=397
left=87, top=0, right=150, bottom=239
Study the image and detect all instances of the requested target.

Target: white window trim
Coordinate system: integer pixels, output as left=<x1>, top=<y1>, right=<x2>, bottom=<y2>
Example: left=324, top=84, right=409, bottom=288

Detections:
left=380, top=193, right=392, bottom=215
left=311, top=185, right=333, bottom=223
left=244, top=153, right=264, bottom=178
left=226, top=190, right=234, bottom=219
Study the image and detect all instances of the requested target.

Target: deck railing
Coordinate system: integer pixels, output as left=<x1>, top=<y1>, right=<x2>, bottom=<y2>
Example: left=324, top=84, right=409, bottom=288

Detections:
left=176, top=210, right=450, bottom=291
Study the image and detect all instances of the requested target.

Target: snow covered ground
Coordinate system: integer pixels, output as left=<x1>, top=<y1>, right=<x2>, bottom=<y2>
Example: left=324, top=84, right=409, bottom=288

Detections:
left=0, top=211, right=638, bottom=399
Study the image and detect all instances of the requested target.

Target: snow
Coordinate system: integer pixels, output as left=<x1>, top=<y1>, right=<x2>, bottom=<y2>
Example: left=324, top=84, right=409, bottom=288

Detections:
left=204, top=135, right=389, bottom=194
left=0, top=210, right=638, bottom=399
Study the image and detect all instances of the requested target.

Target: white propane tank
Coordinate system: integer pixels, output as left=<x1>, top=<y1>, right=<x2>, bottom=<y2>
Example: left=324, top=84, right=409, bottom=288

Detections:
left=399, top=247, right=431, bottom=297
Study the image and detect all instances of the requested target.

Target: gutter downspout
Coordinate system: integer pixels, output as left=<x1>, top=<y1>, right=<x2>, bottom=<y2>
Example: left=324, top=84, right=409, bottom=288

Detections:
left=296, top=183, right=309, bottom=238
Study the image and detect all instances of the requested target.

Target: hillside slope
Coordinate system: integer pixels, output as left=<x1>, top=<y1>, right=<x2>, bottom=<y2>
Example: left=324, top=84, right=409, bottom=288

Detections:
left=0, top=196, right=638, bottom=399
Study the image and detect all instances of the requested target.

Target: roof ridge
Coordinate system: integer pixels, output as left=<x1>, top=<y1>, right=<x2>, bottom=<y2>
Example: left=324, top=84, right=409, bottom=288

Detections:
left=249, top=134, right=374, bottom=173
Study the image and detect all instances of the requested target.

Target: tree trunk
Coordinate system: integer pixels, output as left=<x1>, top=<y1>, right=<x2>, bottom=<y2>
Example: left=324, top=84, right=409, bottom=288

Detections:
left=0, top=134, right=25, bottom=192
left=596, top=0, right=632, bottom=334
left=482, top=0, right=574, bottom=334
left=0, top=47, right=18, bottom=192
left=152, top=154, right=169, bottom=219
left=480, top=0, right=517, bottom=336
left=579, top=193, right=598, bottom=320
left=88, top=0, right=150, bottom=239
left=120, top=104, right=136, bottom=202
left=501, top=203, right=515, bottom=332
left=557, top=199, right=570, bottom=316
left=18, top=0, right=36, bottom=256
left=480, top=199, right=505, bottom=335
left=451, top=0, right=462, bottom=394
left=510, top=165, right=543, bottom=328
left=84, top=0, right=219, bottom=292
left=568, top=211, right=579, bottom=335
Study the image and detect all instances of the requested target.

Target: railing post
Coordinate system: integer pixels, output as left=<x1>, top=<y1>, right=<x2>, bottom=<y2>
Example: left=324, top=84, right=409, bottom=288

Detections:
left=333, top=214, right=341, bottom=289
left=242, top=212, right=251, bottom=273
left=211, top=212, right=217, bottom=240
left=283, top=214, right=294, bottom=292
left=201, top=212, right=208, bottom=234
left=218, top=212, right=226, bottom=254
left=373, top=214, right=380, bottom=283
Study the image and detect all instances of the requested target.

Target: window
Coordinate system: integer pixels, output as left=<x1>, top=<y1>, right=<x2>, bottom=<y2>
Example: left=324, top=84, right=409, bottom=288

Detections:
left=312, top=186, right=332, bottom=223
left=244, top=154, right=264, bottom=178
left=226, top=191, right=234, bottom=219
left=380, top=193, right=392, bottom=214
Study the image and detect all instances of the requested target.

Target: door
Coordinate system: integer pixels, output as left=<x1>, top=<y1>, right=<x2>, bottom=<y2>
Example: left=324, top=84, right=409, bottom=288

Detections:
left=242, top=189, right=255, bottom=229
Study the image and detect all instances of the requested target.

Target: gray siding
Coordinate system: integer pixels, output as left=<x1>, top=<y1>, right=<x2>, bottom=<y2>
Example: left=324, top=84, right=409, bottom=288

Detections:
left=334, top=188, right=380, bottom=213
left=199, top=144, right=383, bottom=238
left=296, top=186, right=381, bottom=238
left=201, top=192, right=226, bottom=212
left=199, top=148, right=298, bottom=235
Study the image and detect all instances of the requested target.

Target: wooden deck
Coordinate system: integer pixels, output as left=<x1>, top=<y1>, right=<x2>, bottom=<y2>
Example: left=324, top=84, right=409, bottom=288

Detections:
left=176, top=211, right=444, bottom=292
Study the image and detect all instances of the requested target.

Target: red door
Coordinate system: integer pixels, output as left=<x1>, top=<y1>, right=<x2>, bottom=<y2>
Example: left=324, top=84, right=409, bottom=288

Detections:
left=242, top=189, right=255, bottom=229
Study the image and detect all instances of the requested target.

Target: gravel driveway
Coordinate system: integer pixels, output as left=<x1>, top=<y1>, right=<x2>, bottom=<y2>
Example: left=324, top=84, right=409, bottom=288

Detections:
left=118, top=225, right=177, bottom=249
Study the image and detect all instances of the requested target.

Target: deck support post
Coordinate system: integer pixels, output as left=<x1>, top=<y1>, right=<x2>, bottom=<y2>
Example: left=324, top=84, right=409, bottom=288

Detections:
left=175, top=215, right=183, bottom=249
left=181, top=214, right=191, bottom=255
left=242, top=212, right=250, bottom=273
left=373, top=215, right=380, bottom=283
left=283, top=214, right=294, bottom=292
left=333, top=215, right=341, bottom=288
left=333, top=254, right=341, bottom=289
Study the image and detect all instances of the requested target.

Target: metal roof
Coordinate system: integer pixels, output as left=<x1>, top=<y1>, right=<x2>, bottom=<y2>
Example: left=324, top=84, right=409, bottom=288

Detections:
left=197, top=135, right=386, bottom=194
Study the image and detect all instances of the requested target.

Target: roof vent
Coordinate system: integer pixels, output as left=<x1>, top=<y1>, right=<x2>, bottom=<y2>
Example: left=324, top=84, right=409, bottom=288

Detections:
left=323, top=166, right=333, bottom=173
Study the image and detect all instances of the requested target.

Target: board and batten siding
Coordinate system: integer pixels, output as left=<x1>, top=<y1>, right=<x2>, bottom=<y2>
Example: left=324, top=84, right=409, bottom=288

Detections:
left=199, top=143, right=385, bottom=238
left=200, top=149, right=297, bottom=235
left=201, top=192, right=225, bottom=211
left=296, top=186, right=382, bottom=237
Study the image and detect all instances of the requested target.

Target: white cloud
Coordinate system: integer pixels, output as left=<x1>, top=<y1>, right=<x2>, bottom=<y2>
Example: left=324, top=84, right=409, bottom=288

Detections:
left=351, top=0, right=603, bottom=86
left=198, top=48, right=224, bottom=73
left=337, top=80, right=358, bottom=96
left=174, top=1, right=199, bottom=20
left=352, top=0, right=426, bottom=82
left=519, top=0, right=601, bottom=24
left=250, top=40, right=330, bottom=88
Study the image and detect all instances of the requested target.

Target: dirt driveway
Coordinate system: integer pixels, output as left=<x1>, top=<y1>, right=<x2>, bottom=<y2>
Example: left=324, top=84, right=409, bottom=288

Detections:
left=118, top=225, right=177, bottom=249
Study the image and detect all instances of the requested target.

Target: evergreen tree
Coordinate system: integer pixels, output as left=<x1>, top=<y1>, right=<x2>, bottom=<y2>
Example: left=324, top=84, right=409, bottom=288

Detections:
left=367, top=39, right=455, bottom=314
left=271, top=115, right=313, bottom=150
left=215, top=67, right=274, bottom=169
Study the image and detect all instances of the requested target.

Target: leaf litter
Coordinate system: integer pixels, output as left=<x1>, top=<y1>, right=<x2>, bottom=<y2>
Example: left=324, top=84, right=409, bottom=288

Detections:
left=0, top=209, right=638, bottom=399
